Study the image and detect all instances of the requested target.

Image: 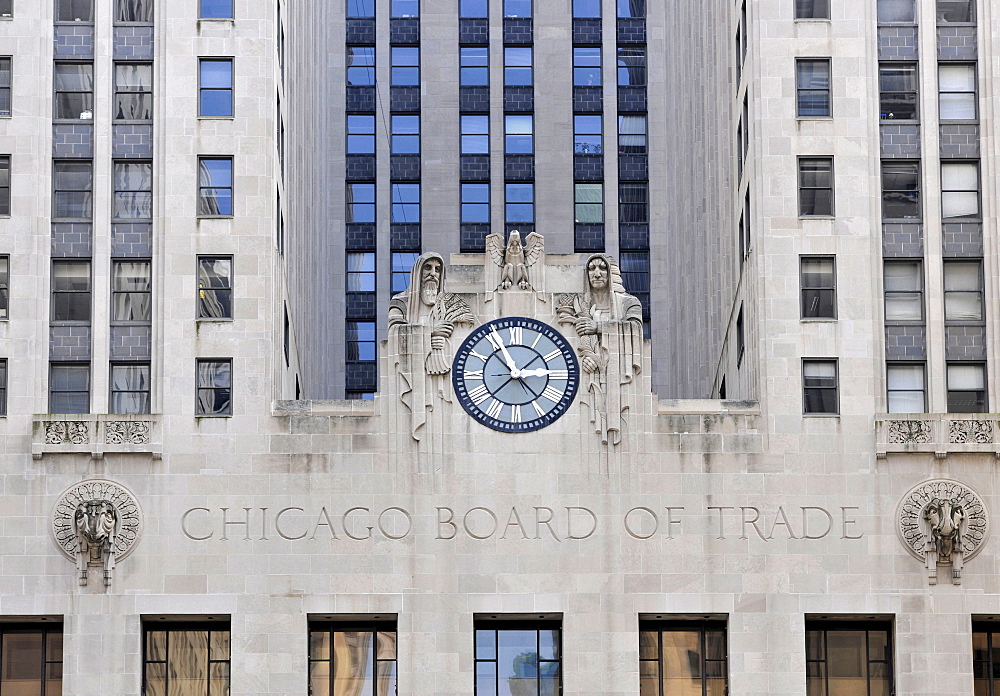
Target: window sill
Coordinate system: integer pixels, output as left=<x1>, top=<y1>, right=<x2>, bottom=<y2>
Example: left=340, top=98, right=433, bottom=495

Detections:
left=796, top=116, right=833, bottom=121
left=881, top=218, right=922, bottom=223
left=54, top=20, right=94, bottom=25
left=942, top=218, right=983, bottom=224
left=801, top=318, right=837, bottom=322
left=794, top=18, right=831, bottom=22
left=198, top=17, right=235, bottom=23
left=195, top=414, right=232, bottom=419
left=196, top=317, right=234, bottom=323
left=114, top=119, right=154, bottom=125
left=197, top=216, right=234, bottom=220
left=803, top=412, right=840, bottom=417
left=800, top=215, right=835, bottom=220
left=113, top=22, right=154, bottom=27
left=939, top=119, right=980, bottom=125
left=879, top=119, right=920, bottom=125
left=197, top=116, right=235, bottom=120
left=52, top=119, right=96, bottom=124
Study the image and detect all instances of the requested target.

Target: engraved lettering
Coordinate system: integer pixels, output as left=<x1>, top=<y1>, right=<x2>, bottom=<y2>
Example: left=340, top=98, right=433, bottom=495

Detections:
left=534, top=507, right=559, bottom=541
left=343, top=507, right=373, bottom=541
left=707, top=506, right=734, bottom=540
left=181, top=507, right=213, bottom=541
left=220, top=507, right=252, bottom=541
left=501, top=507, right=529, bottom=540
left=740, top=507, right=766, bottom=541
left=463, top=507, right=499, bottom=540
left=767, top=506, right=797, bottom=539
left=624, top=507, right=658, bottom=539
left=310, top=507, right=340, bottom=540
left=436, top=507, right=457, bottom=540
left=801, top=506, right=833, bottom=539
left=664, top=507, right=684, bottom=539
left=275, top=507, right=307, bottom=540
left=841, top=506, right=863, bottom=539
left=567, top=506, right=597, bottom=540
left=378, top=507, right=412, bottom=540
left=259, top=507, right=268, bottom=541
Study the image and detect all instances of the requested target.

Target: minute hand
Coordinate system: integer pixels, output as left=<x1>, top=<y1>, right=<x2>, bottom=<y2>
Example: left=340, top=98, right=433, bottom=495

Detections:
left=490, top=330, right=519, bottom=373
left=518, top=368, right=564, bottom=378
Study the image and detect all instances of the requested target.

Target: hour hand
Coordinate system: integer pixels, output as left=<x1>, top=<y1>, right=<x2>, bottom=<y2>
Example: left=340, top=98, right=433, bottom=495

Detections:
left=518, top=368, right=555, bottom=378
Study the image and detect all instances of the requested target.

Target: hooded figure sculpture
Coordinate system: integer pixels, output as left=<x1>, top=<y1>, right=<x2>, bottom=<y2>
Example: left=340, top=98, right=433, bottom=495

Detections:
left=388, top=253, right=476, bottom=441
left=557, top=254, right=644, bottom=446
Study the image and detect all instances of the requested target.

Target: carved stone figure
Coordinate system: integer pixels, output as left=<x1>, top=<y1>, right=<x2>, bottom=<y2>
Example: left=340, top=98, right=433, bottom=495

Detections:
left=52, top=479, right=143, bottom=589
left=486, top=230, right=544, bottom=291
left=896, top=478, right=988, bottom=586
left=924, top=497, right=966, bottom=584
left=388, top=253, right=476, bottom=441
left=556, top=254, right=643, bottom=446
left=74, top=500, right=118, bottom=587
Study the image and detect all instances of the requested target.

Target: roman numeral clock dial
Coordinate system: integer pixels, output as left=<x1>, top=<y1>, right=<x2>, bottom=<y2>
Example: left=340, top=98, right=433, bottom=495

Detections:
left=452, top=317, right=580, bottom=433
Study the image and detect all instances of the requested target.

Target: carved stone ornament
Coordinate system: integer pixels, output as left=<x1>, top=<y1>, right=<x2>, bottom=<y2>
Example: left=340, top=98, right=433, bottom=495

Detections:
left=886, top=419, right=932, bottom=444
left=45, top=420, right=89, bottom=445
left=51, top=479, right=143, bottom=588
left=485, top=230, right=544, bottom=292
left=896, top=478, right=989, bottom=585
left=949, top=419, right=994, bottom=444
left=105, top=420, right=151, bottom=445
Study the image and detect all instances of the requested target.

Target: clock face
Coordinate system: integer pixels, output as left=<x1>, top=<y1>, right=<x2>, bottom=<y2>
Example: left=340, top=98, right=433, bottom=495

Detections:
left=453, top=317, right=580, bottom=433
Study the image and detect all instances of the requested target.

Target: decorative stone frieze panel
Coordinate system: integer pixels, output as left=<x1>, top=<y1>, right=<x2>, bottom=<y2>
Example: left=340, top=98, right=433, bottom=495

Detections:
left=896, top=479, right=988, bottom=585
left=876, top=414, right=1000, bottom=457
left=32, top=414, right=161, bottom=459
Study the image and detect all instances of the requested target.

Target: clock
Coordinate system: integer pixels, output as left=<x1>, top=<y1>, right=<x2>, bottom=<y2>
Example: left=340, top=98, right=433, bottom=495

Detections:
left=453, top=317, right=580, bottom=433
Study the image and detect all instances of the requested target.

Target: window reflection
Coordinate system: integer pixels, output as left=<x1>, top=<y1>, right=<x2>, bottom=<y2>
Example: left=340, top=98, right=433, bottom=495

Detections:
left=639, top=621, right=727, bottom=696
left=309, top=622, right=397, bottom=696
left=474, top=623, right=561, bottom=696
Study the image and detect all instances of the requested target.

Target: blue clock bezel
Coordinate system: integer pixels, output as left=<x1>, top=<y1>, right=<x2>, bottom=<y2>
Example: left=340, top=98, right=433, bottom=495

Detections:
left=452, top=317, right=580, bottom=433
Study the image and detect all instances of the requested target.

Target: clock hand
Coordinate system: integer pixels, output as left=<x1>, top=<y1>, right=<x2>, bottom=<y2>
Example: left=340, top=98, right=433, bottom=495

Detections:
left=490, top=330, right=519, bottom=375
left=517, top=368, right=557, bottom=378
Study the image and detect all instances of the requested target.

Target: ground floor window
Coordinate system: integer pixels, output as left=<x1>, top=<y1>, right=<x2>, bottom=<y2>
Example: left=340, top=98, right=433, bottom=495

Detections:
left=475, top=619, right=561, bottom=696
left=805, top=620, right=892, bottom=696
left=639, top=619, right=727, bottom=696
left=0, top=623, right=62, bottom=695
left=308, top=620, right=397, bottom=695
left=143, top=622, right=231, bottom=696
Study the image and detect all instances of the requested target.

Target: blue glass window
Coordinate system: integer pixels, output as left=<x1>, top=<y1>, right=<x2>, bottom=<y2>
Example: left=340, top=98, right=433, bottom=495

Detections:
left=504, top=47, right=532, bottom=86
left=505, top=114, right=533, bottom=154
left=199, top=58, right=233, bottom=117
left=200, top=0, right=233, bottom=18
left=197, top=157, right=233, bottom=216
left=391, top=115, right=420, bottom=154
left=347, top=47, right=376, bottom=86
left=461, top=115, right=489, bottom=154
left=391, top=47, right=420, bottom=86
left=505, top=183, right=534, bottom=223
left=461, top=47, right=489, bottom=86
left=347, top=183, right=376, bottom=223
left=392, top=183, right=420, bottom=223
left=347, top=115, right=375, bottom=154
left=460, top=0, right=488, bottom=17
left=461, top=183, right=490, bottom=223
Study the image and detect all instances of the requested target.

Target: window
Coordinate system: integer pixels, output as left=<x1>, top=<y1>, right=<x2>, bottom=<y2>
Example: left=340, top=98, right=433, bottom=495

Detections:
left=50, top=362, right=89, bottom=413
left=460, top=0, right=488, bottom=18
left=735, top=304, right=745, bottom=364
left=800, top=256, right=836, bottom=319
left=475, top=621, right=560, bottom=696
left=0, top=155, right=8, bottom=216
left=504, top=47, right=532, bottom=86
left=200, top=0, right=232, bottom=18
left=199, top=58, right=233, bottom=117
left=621, top=251, right=650, bottom=294
left=505, top=114, right=533, bottom=154
left=574, top=183, right=603, bottom=223
left=391, top=252, right=420, bottom=293
left=391, top=47, right=419, bottom=86
left=346, top=391, right=375, bottom=400
left=347, top=252, right=376, bottom=292
left=937, top=0, right=974, bottom=22
left=948, top=364, right=986, bottom=412
left=110, top=363, right=150, bottom=414
left=53, top=160, right=92, bottom=219
left=795, top=0, right=829, bottom=19
left=144, top=623, right=231, bottom=694
left=391, top=114, right=419, bottom=154
left=57, top=0, right=93, bottom=21
left=796, top=59, right=830, bottom=117
left=573, top=47, right=601, bottom=86
left=0, top=57, right=10, bottom=116
left=54, top=63, right=94, bottom=120
left=881, top=161, right=920, bottom=219
left=879, top=63, right=918, bottom=120
left=196, top=359, right=232, bottom=415
left=461, top=115, right=489, bottom=154
left=798, top=157, right=834, bottom=216
left=347, top=183, right=375, bottom=223
left=574, top=0, right=600, bottom=17
left=883, top=261, right=923, bottom=321
left=197, top=157, right=233, bottom=216
left=939, top=64, right=976, bottom=120
left=639, top=620, right=727, bottom=696
left=115, top=0, right=152, bottom=22
left=391, top=183, right=420, bottom=223
left=505, top=183, right=534, bottom=223
left=806, top=621, right=892, bottom=695
left=198, top=256, right=233, bottom=319
left=462, top=183, right=490, bottom=223
left=0, top=624, right=63, bottom=693
left=52, top=260, right=91, bottom=321
left=112, top=260, right=151, bottom=321
left=113, top=161, right=152, bottom=219
left=308, top=621, right=397, bottom=696
left=574, top=115, right=602, bottom=154
left=347, top=46, right=376, bottom=86
left=0, top=254, right=7, bottom=319
left=944, top=260, right=983, bottom=322
left=114, top=62, right=152, bottom=120
left=617, top=0, right=645, bottom=17
left=347, top=114, right=376, bottom=154
left=972, top=623, right=1000, bottom=695
left=617, top=47, right=646, bottom=86
left=941, top=162, right=979, bottom=219
left=803, top=359, right=838, bottom=414
left=503, top=0, right=531, bottom=17
left=348, top=0, right=375, bottom=17
left=618, top=114, right=647, bottom=154
left=460, top=47, right=489, bottom=86
left=887, top=363, right=926, bottom=413
left=391, top=0, right=418, bottom=17
left=619, top=183, right=648, bottom=223
left=346, top=321, right=376, bottom=361
left=878, top=0, right=915, bottom=22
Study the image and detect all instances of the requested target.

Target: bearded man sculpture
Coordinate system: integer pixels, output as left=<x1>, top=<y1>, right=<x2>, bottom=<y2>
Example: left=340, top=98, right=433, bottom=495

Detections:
left=557, top=254, right=644, bottom=446
left=388, top=253, right=476, bottom=442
